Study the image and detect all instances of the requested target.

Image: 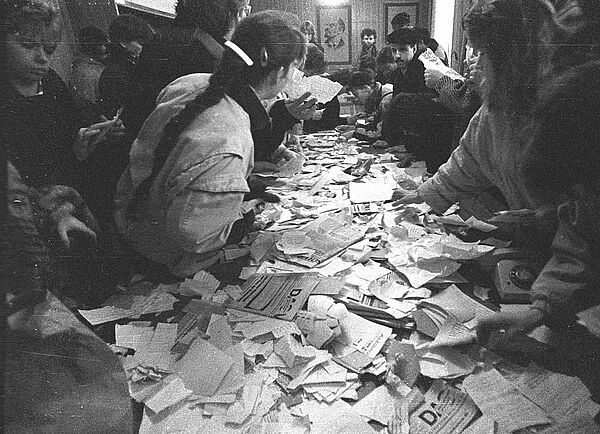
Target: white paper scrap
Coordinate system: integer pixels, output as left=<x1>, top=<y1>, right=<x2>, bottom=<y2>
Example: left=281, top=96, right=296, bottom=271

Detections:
left=144, top=375, right=192, bottom=415
left=174, top=338, right=233, bottom=397
left=463, top=368, right=551, bottom=432
left=353, top=385, right=396, bottom=425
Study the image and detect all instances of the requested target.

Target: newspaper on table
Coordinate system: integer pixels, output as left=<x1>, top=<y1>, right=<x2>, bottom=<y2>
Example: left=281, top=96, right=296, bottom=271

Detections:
left=404, top=380, right=480, bottom=434
left=419, top=48, right=464, bottom=81
left=228, top=273, right=320, bottom=320
left=279, top=213, right=366, bottom=268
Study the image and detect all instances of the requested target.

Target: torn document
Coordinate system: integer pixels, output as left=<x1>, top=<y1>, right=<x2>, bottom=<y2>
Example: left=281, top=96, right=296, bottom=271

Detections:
left=463, top=368, right=551, bottom=432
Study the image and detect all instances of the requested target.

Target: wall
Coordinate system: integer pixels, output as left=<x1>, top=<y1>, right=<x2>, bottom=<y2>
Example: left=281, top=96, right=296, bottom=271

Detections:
left=252, top=0, right=431, bottom=69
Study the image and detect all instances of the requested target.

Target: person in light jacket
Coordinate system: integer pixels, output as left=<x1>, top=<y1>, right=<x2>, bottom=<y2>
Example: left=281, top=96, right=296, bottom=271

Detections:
left=115, top=11, right=307, bottom=277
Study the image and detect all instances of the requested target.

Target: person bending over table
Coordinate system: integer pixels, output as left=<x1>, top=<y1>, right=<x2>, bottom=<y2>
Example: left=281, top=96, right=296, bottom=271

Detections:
left=397, top=0, right=560, bottom=223
left=115, top=11, right=307, bottom=277
left=302, top=43, right=347, bottom=134
left=477, top=61, right=600, bottom=346
left=476, top=61, right=600, bottom=401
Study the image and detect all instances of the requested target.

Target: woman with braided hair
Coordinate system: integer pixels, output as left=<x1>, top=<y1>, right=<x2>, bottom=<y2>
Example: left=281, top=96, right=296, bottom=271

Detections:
left=115, top=11, right=306, bottom=277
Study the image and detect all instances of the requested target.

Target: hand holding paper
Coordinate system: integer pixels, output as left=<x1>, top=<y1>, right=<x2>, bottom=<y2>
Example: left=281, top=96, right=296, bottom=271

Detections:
left=285, top=91, right=317, bottom=120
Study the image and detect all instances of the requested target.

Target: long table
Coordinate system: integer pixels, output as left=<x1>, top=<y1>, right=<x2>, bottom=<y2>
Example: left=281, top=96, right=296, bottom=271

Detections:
left=82, top=129, right=600, bottom=433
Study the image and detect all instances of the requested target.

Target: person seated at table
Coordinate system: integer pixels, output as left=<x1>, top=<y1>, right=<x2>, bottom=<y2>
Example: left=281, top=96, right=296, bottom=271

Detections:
left=398, top=0, right=560, bottom=223
left=422, top=45, right=483, bottom=156
left=387, top=28, right=431, bottom=97
left=303, top=43, right=347, bottom=134
left=3, top=157, right=133, bottom=433
left=70, top=26, right=108, bottom=105
left=423, top=44, right=482, bottom=117
left=347, top=70, right=394, bottom=122
left=1, top=0, right=127, bottom=305
left=1, top=0, right=125, bottom=190
left=114, top=11, right=307, bottom=278
left=86, top=14, right=153, bottom=231
left=414, top=27, right=448, bottom=66
left=379, top=93, right=455, bottom=173
left=476, top=62, right=600, bottom=398
left=99, top=14, right=153, bottom=119
left=374, top=45, right=398, bottom=85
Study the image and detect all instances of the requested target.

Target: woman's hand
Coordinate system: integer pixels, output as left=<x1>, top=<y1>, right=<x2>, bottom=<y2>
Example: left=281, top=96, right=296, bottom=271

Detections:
left=253, top=160, right=279, bottom=173
left=105, top=117, right=126, bottom=144
left=392, top=190, right=423, bottom=206
left=56, top=214, right=97, bottom=248
left=74, top=116, right=126, bottom=160
left=476, top=309, right=545, bottom=346
left=285, top=92, right=317, bottom=120
left=465, top=62, right=484, bottom=95
left=312, top=109, right=324, bottom=121
left=424, top=68, right=444, bottom=89
left=51, top=202, right=97, bottom=248
left=272, top=145, right=298, bottom=163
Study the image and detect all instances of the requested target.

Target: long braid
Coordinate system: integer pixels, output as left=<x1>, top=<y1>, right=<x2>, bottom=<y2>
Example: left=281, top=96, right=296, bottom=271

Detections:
left=127, top=10, right=307, bottom=216
left=128, top=73, right=229, bottom=216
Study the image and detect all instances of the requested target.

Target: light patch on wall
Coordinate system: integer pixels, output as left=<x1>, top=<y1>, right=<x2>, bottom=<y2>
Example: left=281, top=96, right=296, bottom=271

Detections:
left=432, top=0, right=455, bottom=61
left=318, top=0, right=347, bottom=6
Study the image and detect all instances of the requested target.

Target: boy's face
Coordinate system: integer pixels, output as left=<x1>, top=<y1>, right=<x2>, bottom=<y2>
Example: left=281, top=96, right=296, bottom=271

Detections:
left=5, top=26, right=59, bottom=85
left=362, top=34, right=375, bottom=47
left=391, top=44, right=416, bottom=66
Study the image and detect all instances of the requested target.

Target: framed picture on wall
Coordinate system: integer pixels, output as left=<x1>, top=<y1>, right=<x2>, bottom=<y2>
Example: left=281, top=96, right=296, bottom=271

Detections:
left=316, top=5, right=352, bottom=65
left=384, top=2, right=419, bottom=37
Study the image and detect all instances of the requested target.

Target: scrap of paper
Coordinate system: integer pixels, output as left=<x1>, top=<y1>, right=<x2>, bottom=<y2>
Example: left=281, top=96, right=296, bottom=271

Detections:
left=419, top=48, right=463, bottom=80
left=419, top=346, right=475, bottom=379
left=144, top=375, right=192, bottom=415
left=427, top=284, right=495, bottom=329
left=78, top=305, right=137, bottom=326
left=353, top=385, right=396, bottom=425
left=115, top=324, right=154, bottom=351
left=349, top=181, right=395, bottom=203
left=426, top=316, right=477, bottom=349
left=463, top=368, right=551, bottom=432
left=284, top=74, right=343, bottom=104
left=174, top=338, right=233, bottom=396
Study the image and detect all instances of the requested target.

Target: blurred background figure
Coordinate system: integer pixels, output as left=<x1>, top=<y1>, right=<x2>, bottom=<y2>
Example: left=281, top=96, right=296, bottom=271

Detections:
left=375, top=45, right=398, bottom=84
left=390, top=12, right=411, bottom=34
left=70, top=26, right=108, bottom=105
left=99, top=14, right=153, bottom=118
left=300, top=19, right=323, bottom=51
left=414, top=27, right=448, bottom=66
left=357, top=27, right=378, bottom=72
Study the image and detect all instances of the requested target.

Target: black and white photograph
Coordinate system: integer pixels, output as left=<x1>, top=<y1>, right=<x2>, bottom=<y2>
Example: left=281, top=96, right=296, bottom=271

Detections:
left=2, top=0, right=600, bottom=432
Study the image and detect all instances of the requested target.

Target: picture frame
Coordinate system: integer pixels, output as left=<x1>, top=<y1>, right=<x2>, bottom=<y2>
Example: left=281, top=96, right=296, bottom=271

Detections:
left=316, top=5, right=352, bottom=65
left=384, top=2, right=419, bottom=37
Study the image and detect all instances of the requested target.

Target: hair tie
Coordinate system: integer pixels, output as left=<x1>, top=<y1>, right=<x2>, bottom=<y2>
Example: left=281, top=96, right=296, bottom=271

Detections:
left=224, top=40, right=254, bottom=66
